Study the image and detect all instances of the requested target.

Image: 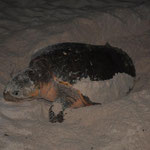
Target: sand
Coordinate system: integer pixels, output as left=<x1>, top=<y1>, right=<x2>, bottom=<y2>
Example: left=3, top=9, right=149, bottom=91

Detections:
left=0, top=0, right=150, bottom=149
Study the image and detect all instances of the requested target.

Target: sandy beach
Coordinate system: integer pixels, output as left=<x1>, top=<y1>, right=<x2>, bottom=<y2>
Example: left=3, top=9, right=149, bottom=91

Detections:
left=0, top=0, right=150, bottom=149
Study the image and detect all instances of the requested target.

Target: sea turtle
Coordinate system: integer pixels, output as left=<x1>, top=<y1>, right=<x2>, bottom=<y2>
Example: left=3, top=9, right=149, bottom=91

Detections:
left=3, top=42, right=136, bottom=123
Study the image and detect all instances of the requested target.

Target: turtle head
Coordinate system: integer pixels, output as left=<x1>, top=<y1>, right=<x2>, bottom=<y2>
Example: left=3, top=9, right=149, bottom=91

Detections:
left=3, top=68, right=40, bottom=102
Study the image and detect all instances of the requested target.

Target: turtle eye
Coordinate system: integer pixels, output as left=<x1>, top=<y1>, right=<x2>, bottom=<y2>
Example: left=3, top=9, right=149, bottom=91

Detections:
left=12, top=91, right=19, bottom=96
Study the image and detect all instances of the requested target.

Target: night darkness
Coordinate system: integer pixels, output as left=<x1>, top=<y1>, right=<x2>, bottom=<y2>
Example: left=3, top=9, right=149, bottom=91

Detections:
left=0, top=0, right=150, bottom=150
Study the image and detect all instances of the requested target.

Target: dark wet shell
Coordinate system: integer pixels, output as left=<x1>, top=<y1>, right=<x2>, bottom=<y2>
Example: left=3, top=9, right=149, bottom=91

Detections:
left=29, top=42, right=136, bottom=84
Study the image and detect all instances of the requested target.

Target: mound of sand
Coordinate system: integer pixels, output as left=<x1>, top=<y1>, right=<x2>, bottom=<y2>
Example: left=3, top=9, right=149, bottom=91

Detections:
left=0, top=0, right=150, bottom=149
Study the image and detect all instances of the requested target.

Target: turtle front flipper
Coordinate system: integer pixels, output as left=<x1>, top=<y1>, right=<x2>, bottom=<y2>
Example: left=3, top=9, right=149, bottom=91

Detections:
left=49, top=101, right=64, bottom=123
left=48, top=81, right=101, bottom=123
left=48, top=95, right=88, bottom=123
left=48, top=96, right=74, bottom=123
left=39, top=79, right=101, bottom=123
left=48, top=93, right=101, bottom=123
left=55, top=77, right=101, bottom=108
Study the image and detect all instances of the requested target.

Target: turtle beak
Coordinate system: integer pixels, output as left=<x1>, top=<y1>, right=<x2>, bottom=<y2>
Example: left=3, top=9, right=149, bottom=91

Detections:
left=3, top=89, right=21, bottom=102
left=3, top=91, right=16, bottom=101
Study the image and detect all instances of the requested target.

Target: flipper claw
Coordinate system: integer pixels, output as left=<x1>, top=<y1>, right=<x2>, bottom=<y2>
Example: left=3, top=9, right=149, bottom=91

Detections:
left=49, top=105, right=64, bottom=123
